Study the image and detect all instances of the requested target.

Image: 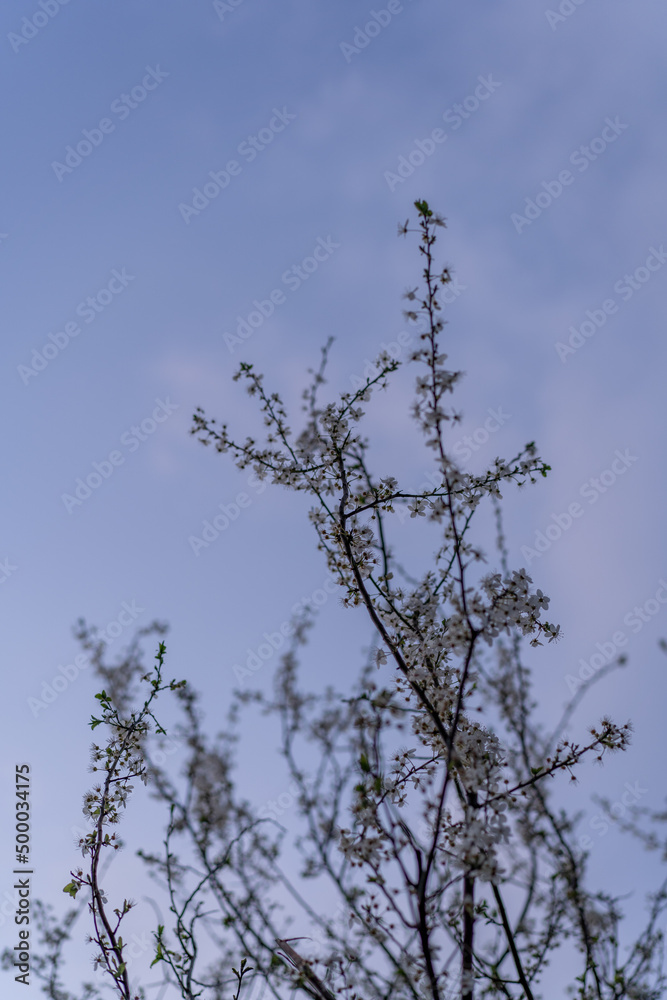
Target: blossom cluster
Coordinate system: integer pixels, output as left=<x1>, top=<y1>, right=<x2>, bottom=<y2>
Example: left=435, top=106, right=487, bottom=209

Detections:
left=186, top=201, right=635, bottom=1000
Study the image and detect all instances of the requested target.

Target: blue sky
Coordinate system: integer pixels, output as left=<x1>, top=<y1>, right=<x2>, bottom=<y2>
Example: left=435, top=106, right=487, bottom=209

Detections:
left=2, top=0, right=667, bottom=993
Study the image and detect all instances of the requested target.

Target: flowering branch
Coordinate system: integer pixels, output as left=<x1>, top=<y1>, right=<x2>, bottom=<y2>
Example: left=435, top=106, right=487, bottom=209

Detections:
left=21, top=202, right=664, bottom=1000
left=63, top=642, right=185, bottom=1000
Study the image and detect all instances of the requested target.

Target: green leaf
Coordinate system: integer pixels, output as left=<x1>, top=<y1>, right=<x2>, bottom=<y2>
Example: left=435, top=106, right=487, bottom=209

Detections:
left=63, top=881, right=79, bottom=899
left=359, top=753, right=370, bottom=773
